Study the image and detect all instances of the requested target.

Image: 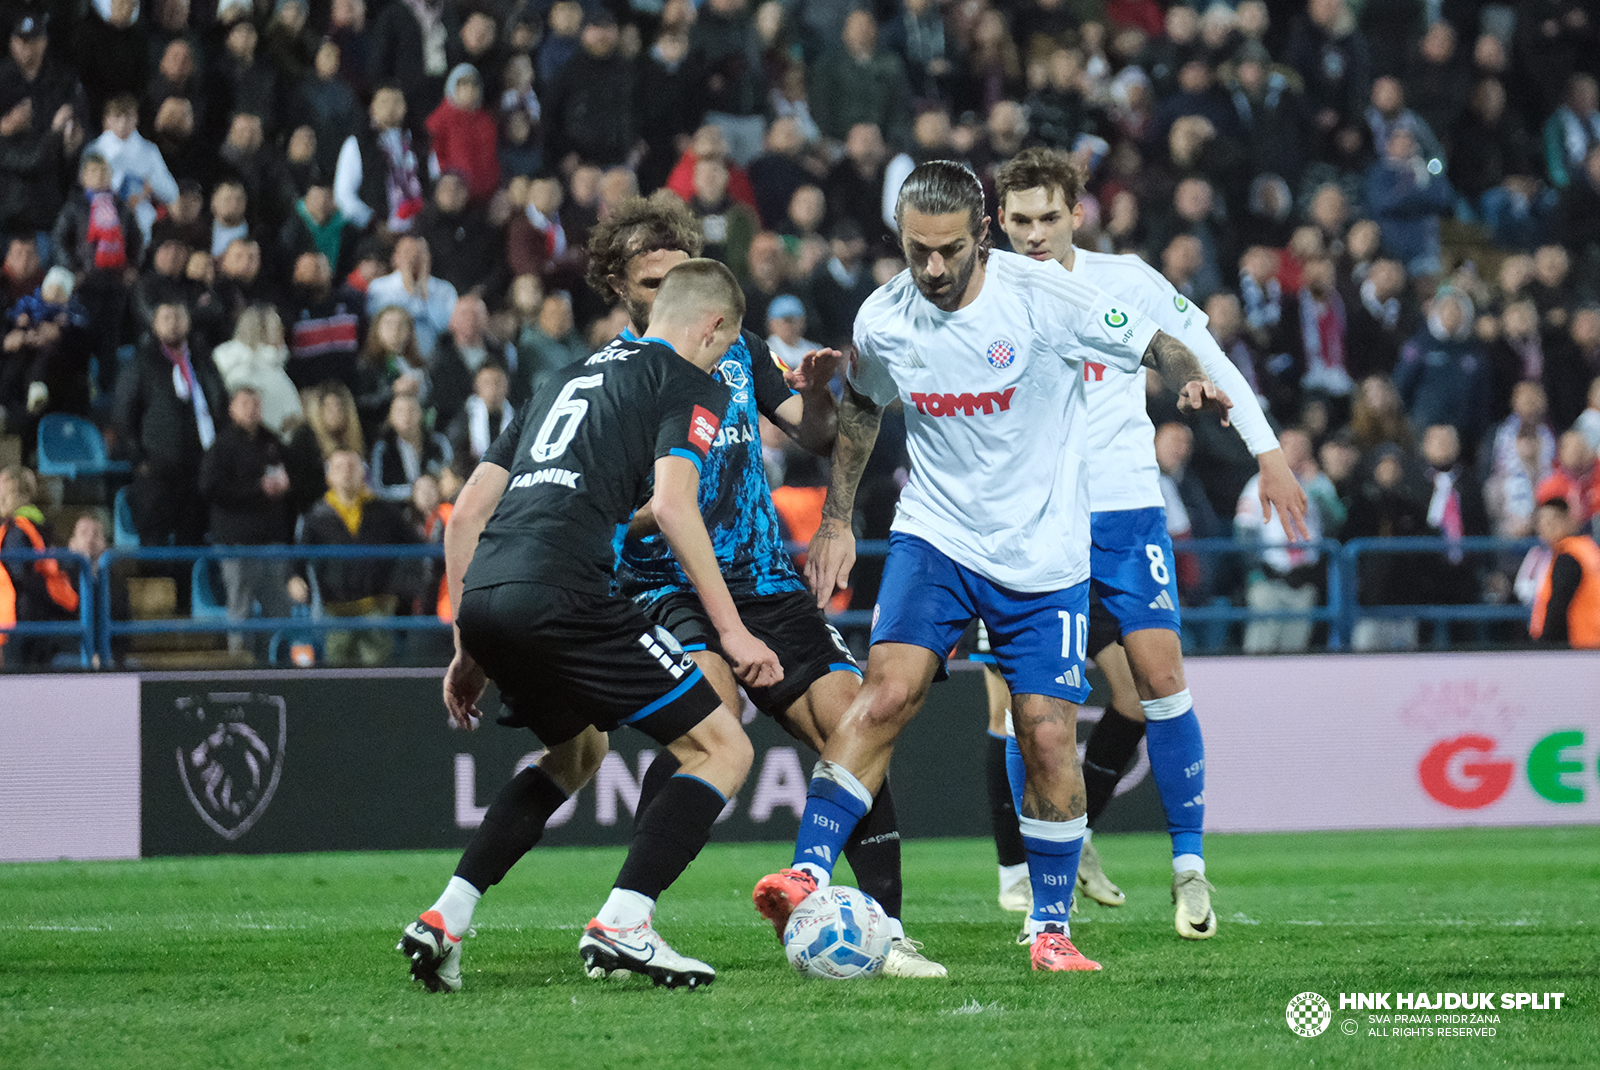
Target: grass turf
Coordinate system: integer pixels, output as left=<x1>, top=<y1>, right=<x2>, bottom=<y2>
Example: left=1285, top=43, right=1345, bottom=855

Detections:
left=3, top=828, right=1598, bottom=1070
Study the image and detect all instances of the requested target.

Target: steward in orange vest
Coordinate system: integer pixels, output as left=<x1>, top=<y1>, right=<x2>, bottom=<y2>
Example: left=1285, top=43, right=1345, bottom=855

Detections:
left=0, top=466, right=80, bottom=663
left=1530, top=498, right=1600, bottom=649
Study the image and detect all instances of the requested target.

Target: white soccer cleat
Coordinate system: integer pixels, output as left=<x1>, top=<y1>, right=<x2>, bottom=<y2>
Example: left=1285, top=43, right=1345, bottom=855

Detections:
left=882, top=937, right=948, bottom=978
left=997, top=869, right=1032, bottom=913
left=398, top=910, right=463, bottom=993
left=1076, top=841, right=1126, bottom=907
left=578, top=917, right=716, bottom=989
left=1172, top=870, right=1217, bottom=940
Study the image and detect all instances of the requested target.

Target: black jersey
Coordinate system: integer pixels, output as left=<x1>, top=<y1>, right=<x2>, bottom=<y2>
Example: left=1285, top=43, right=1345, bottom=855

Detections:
left=617, top=329, right=807, bottom=604
left=466, top=337, right=729, bottom=595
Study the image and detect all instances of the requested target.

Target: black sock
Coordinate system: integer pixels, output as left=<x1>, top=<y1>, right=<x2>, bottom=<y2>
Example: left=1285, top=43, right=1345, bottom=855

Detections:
left=1083, top=707, right=1147, bottom=827
left=843, top=782, right=902, bottom=920
left=454, top=764, right=570, bottom=891
left=986, top=733, right=1027, bottom=866
left=634, top=749, right=682, bottom=828
left=614, top=774, right=726, bottom=900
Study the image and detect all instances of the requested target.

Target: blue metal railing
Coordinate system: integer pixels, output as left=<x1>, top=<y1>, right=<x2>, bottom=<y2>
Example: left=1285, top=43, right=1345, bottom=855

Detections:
left=0, top=535, right=1553, bottom=668
left=0, top=549, right=96, bottom=667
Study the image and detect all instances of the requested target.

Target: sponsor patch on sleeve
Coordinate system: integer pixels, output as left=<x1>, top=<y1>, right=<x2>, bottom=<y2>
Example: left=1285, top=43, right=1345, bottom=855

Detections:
left=688, top=405, right=721, bottom=455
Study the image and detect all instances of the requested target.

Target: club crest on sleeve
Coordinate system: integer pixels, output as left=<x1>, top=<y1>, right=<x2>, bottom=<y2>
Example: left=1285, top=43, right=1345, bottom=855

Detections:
left=690, top=405, right=721, bottom=452
left=985, top=339, right=1016, bottom=369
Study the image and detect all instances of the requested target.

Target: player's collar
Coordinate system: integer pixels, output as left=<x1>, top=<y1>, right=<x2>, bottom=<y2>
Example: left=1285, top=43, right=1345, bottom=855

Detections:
left=618, top=326, right=640, bottom=341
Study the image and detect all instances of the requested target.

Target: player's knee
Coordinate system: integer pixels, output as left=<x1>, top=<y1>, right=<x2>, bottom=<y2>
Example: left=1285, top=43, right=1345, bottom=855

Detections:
left=858, top=676, right=922, bottom=733
left=541, top=728, right=609, bottom=793
left=1135, top=664, right=1186, bottom=702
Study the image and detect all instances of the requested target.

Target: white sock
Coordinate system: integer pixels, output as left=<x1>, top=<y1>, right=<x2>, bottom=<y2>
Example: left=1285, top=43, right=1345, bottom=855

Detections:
left=795, top=862, right=832, bottom=887
left=1082, top=827, right=1093, bottom=844
left=596, top=888, right=656, bottom=929
left=998, top=861, right=1029, bottom=886
left=887, top=916, right=906, bottom=941
left=1173, top=853, right=1206, bottom=876
left=429, top=876, right=481, bottom=937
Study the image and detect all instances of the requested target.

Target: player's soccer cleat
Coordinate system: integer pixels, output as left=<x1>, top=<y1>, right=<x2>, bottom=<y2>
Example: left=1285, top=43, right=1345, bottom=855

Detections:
left=1029, top=924, right=1102, bottom=972
left=578, top=918, right=715, bottom=989
left=997, top=869, right=1032, bottom=913
left=1076, top=841, right=1126, bottom=907
left=1172, top=870, right=1217, bottom=940
left=752, top=868, right=818, bottom=938
left=398, top=910, right=462, bottom=993
left=883, top=937, right=948, bottom=978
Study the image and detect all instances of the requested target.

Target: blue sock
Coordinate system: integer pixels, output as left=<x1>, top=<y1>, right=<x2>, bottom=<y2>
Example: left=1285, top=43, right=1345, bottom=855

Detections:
left=1142, top=690, right=1205, bottom=864
left=1020, top=815, right=1086, bottom=931
left=791, top=761, right=872, bottom=882
left=1004, top=729, right=1025, bottom=813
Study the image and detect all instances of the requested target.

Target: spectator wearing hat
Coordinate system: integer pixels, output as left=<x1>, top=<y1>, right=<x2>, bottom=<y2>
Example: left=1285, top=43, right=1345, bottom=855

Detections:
left=0, top=265, right=92, bottom=439
left=0, top=12, right=86, bottom=238
left=765, top=293, right=819, bottom=374
left=1395, top=289, right=1491, bottom=454
left=426, top=63, right=499, bottom=204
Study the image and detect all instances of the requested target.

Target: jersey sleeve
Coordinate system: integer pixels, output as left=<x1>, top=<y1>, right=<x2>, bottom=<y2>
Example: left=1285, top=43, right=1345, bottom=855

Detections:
left=747, top=332, right=796, bottom=420
left=1037, top=265, right=1159, bottom=373
left=847, top=313, right=900, bottom=408
left=1137, top=271, right=1280, bottom=457
left=480, top=401, right=528, bottom=469
left=656, top=365, right=731, bottom=472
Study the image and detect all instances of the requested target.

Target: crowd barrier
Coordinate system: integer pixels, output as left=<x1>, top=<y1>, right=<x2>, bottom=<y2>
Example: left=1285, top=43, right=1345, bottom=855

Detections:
left=5, top=652, right=1596, bottom=862
left=3, top=536, right=1545, bottom=665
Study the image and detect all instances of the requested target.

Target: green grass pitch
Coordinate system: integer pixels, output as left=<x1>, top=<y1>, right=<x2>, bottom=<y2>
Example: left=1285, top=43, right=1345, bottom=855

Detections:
left=4, top=828, right=1598, bottom=1070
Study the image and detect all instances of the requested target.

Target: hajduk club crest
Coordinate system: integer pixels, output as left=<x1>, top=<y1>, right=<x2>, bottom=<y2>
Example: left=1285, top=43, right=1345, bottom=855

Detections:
left=986, top=339, right=1016, bottom=369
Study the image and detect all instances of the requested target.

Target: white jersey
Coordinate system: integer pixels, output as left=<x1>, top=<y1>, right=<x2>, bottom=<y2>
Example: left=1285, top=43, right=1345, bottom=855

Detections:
left=1064, top=247, right=1279, bottom=513
left=850, top=250, right=1158, bottom=592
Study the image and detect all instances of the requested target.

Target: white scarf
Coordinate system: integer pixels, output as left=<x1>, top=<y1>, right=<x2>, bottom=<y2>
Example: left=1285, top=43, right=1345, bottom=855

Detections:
left=466, top=395, right=515, bottom=459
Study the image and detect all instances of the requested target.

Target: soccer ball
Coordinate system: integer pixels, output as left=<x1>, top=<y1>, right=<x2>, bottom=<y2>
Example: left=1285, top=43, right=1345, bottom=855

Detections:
left=782, top=886, right=892, bottom=980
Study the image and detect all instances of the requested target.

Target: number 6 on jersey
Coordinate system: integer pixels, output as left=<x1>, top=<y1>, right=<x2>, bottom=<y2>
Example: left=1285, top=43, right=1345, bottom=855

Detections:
left=531, top=374, right=604, bottom=461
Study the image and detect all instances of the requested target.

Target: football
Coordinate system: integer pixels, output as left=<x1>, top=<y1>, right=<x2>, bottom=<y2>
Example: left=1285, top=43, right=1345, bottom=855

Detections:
left=781, top=886, right=892, bottom=980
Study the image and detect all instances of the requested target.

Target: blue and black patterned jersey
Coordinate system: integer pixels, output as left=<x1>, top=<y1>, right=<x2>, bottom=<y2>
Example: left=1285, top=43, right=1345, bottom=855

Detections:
left=617, top=329, right=808, bottom=604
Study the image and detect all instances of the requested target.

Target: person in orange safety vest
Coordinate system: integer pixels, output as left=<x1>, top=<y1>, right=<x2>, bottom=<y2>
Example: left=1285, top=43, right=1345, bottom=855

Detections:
left=1529, top=497, right=1600, bottom=649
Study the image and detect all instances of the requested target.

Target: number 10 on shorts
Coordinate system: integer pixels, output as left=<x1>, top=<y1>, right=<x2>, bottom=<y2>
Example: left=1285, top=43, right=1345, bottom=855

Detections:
left=1057, top=610, right=1088, bottom=660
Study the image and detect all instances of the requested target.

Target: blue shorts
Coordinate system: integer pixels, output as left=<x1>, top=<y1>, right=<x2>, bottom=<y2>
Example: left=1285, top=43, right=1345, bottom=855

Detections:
left=1090, top=506, right=1182, bottom=636
left=872, top=532, right=1091, bottom=703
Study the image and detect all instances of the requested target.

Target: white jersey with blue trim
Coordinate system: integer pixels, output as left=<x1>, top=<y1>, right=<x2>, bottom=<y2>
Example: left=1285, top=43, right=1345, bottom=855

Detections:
left=849, top=249, right=1159, bottom=592
left=1065, top=247, right=1280, bottom=513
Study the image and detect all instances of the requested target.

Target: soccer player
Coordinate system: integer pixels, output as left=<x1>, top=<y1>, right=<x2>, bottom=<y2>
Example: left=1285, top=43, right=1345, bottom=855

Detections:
left=399, top=259, right=782, bottom=992
left=753, top=160, right=1233, bottom=973
left=589, top=193, right=947, bottom=977
left=990, top=146, right=1310, bottom=939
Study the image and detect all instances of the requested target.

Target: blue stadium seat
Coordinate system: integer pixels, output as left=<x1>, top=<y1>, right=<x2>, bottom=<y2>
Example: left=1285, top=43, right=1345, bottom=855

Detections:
left=112, top=486, right=139, bottom=548
left=35, top=414, right=131, bottom=479
left=192, top=558, right=231, bottom=621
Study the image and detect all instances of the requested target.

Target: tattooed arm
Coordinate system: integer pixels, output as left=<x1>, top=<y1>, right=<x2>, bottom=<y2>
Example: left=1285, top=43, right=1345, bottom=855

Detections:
left=803, top=382, right=883, bottom=609
left=1143, top=329, right=1233, bottom=420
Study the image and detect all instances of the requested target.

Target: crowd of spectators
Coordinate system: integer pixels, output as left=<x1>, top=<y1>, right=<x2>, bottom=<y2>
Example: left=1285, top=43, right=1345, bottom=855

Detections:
left=3, top=0, right=1600, bottom=663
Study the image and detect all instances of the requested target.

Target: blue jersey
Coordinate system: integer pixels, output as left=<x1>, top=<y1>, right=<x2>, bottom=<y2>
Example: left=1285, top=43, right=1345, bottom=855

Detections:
left=617, top=329, right=807, bottom=604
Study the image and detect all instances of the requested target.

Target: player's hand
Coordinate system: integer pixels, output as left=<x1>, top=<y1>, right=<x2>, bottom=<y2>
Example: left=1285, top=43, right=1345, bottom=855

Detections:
left=1257, top=447, right=1311, bottom=542
left=1176, top=379, right=1232, bottom=424
left=443, top=649, right=487, bottom=730
left=804, top=519, right=855, bottom=610
left=721, top=627, right=784, bottom=690
left=784, top=348, right=842, bottom=393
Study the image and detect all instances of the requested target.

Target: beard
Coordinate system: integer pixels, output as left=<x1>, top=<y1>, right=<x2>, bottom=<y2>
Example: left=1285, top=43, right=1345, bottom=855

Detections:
left=912, top=245, right=979, bottom=312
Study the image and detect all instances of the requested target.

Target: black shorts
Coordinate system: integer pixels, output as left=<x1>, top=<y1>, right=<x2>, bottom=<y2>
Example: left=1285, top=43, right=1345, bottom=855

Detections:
left=643, top=588, right=862, bottom=714
left=457, top=581, right=722, bottom=747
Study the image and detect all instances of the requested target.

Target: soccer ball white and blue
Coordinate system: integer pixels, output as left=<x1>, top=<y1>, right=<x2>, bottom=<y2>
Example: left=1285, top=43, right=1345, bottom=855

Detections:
left=782, top=886, right=892, bottom=980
